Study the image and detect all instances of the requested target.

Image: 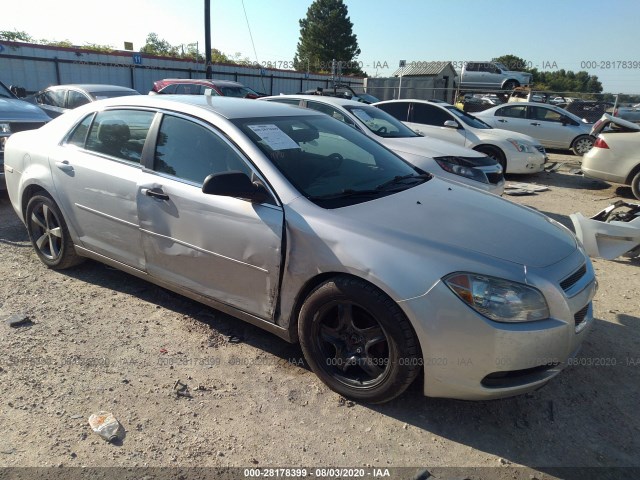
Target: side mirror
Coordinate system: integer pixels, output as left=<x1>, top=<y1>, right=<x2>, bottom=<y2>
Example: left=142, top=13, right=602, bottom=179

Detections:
left=202, top=171, right=270, bottom=203
left=10, top=86, right=26, bottom=98
left=443, top=120, right=459, bottom=129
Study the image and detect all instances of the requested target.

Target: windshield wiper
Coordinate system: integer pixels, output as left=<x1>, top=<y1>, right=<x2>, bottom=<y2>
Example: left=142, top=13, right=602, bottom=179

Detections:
left=375, top=173, right=431, bottom=191
left=308, top=174, right=431, bottom=201
left=308, top=188, right=385, bottom=200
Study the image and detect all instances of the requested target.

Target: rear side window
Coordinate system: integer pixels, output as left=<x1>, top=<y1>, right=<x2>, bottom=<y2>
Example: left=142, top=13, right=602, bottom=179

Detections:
left=153, top=115, right=250, bottom=185
left=85, top=110, right=155, bottom=163
left=495, top=106, right=527, bottom=118
left=411, top=103, right=453, bottom=126
left=158, top=84, right=178, bottom=94
left=375, top=102, right=410, bottom=121
left=39, top=89, right=66, bottom=107
left=65, top=114, right=95, bottom=148
left=175, top=84, right=204, bottom=95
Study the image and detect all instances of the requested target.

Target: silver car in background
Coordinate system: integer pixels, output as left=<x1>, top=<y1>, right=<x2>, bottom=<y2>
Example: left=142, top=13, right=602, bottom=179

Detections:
left=5, top=95, right=596, bottom=403
left=476, top=102, right=595, bottom=155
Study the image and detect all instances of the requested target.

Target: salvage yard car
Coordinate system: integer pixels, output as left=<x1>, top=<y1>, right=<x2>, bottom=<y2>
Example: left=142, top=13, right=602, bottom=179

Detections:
left=475, top=102, right=595, bottom=155
left=4, top=95, right=597, bottom=403
left=458, top=61, right=532, bottom=91
left=582, top=114, right=640, bottom=198
left=374, top=99, right=547, bottom=173
left=27, top=84, right=140, bottom=118
left=0, top=80, right=50, bottom=190
left=260, top=95, right=504, bottom=194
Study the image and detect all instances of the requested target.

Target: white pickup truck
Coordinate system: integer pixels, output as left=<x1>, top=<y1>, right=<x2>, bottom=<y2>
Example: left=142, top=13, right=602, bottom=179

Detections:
left=459, top=61, right=532, bottom=91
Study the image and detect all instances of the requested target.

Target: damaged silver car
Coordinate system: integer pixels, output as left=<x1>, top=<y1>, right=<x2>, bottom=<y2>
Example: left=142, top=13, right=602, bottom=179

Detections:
left=4, top=95, right=597, bottom=403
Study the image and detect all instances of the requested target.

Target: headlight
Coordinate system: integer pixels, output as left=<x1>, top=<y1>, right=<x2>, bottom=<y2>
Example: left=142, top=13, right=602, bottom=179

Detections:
left=0, top=123, right=10, bottom=134
left=444, top=272, right=550, bottom=323
left=434, top=156, right=489, bottom=184
left=507, top=138, right=535, bottom=153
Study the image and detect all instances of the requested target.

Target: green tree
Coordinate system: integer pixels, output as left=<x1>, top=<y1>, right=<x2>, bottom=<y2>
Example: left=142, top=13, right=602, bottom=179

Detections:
left=293, top=0, right=363, bottom=75
left=140, top=32, right=178, bottom=57
left=0, top=30, right=33, bottom=42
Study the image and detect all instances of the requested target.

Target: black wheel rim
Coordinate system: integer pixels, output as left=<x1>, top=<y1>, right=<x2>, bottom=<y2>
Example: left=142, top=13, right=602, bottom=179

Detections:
left=311, top=301, right=392, bottom=388
left=29, top=202, right=63, bottom=261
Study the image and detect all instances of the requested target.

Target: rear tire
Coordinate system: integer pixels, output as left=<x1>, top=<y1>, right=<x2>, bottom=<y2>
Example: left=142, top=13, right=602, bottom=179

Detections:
left=631, top=171, right=640, bottom=200
left=474, top=145, right=507, bottom=173
left=298, top=276, right=421, bottom=404
left=571, top=135, right=594, bottom=156
left=25, top=194, right=84, bottom=269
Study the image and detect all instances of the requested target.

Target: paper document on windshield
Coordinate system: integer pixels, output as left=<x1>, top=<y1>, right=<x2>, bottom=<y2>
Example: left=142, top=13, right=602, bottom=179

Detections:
left=248, top=124, right=300, bottom=150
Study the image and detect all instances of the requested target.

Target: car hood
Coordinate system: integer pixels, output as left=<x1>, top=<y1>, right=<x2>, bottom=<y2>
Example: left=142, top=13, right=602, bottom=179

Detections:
left=333, top=179, right=576, bottom=268
left=475, top=126, right=541, bottom=145
left=0, top=97, right=50, bottom=122
left=591, top=113, right=640, bottom=136
left=381, top=135, right=488, bottom=159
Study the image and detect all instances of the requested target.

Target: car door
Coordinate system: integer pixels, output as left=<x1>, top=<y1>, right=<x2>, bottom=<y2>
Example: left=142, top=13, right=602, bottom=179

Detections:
left=137, top=112, right=284, bottom=320
left=407, top=103, right=466, bottom=146
left=527, top=105, right=575, bottom=148
left=49, top=108, right=156, bottom=270
left=488, top=105, right=531, bottom=135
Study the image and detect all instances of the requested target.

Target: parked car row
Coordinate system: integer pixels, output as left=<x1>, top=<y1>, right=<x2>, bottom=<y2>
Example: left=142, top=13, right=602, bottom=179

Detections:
left=260, top=95, right=505, bottom=194
left=3, top=94, right=597, bottom=403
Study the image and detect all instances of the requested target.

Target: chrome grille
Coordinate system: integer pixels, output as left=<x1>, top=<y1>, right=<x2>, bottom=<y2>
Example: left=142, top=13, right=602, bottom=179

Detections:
left=560, top=264, right=587, bottom=291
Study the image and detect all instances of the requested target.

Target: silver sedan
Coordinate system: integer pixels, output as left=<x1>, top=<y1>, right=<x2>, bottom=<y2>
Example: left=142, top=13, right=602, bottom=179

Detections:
left=4, top=95, right=596, bottom=403
left=476, top=102, right=595, bottom=155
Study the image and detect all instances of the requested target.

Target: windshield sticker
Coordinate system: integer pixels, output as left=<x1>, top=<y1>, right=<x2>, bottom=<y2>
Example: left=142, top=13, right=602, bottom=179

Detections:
left=248, top=124, right=300, bottom=150
left=351, top=109, right=373, bottom=122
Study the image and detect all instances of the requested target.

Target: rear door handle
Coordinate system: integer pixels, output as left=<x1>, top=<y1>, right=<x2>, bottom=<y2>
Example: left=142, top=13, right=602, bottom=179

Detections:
left=142, top=187, right=170, bottom=201
left=497, top=119, right=507, bottom=123
left=55, top=160, right=74, bottom=172
left=530, top=122, right=541, bottom=126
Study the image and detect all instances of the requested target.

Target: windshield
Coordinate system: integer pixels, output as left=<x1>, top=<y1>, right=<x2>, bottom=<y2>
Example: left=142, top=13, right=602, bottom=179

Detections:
left=494, top=62, right=509, bottom=71
left=91, top=90, right=140, bottom=100
left=0, top=82, right=14, bottom=99
left=233, top=115, right=428, bottom=208
left=446, top=106, right=492, bottom=129
left=344, top=105, right=419, bottom=138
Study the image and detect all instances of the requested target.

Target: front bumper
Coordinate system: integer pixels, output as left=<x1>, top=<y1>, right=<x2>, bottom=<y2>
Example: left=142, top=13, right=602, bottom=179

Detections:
left=400, top=258, right=596, bottom=400
left=505, top=148, right=547, bottom=174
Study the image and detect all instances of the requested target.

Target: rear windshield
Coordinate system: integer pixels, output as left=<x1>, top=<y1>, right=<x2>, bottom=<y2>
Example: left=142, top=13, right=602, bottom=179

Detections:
left=90, top=91, right=140, bottom=100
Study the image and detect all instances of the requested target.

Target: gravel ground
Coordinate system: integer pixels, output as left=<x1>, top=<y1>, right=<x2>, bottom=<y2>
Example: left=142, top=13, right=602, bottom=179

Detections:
left=1, top=152, right=639, bottom=480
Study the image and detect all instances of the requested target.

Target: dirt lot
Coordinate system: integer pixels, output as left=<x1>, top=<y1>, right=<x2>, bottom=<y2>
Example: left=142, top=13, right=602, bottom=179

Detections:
left=1, top=152, right=639, bottom=480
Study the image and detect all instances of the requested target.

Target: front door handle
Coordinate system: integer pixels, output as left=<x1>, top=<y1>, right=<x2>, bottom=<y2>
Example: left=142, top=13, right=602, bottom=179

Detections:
left=142, top=187, right=170, bottom=201
left=530, top=122, right=541, bottom=126
left=55, top=160, right=74, bottom=172
left=497, top=119, right=507, bottom=123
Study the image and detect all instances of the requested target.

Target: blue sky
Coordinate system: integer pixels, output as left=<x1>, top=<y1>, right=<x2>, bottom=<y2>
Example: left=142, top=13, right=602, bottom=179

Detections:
left=2, top=0, right=640, bottom=93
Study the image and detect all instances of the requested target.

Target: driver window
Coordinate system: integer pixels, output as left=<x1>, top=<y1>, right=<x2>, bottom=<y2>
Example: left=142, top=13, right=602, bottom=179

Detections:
left=411, top=104, right=453, bottom=126
left=154, top=115, right=251, bottom=185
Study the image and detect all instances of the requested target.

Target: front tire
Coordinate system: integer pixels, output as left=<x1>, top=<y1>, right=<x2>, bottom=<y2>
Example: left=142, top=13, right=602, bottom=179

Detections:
left=571, top=135, right=594, bottom=156
left=474, top=145, right=507, bottom=173
left=25, top=194, right=84, bottom=269
left=503, top=80, right=519, bottom=91
left=298, top=276, right=421, bottom=404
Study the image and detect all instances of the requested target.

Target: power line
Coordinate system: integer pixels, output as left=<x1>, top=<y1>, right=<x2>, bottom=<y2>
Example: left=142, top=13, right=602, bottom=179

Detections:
left=241, top=0, right=267, bottom=93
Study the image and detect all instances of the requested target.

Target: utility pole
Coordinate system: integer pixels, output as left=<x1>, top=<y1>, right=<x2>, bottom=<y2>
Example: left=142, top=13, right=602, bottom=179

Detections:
left=205, top=0, right=212, bottom=79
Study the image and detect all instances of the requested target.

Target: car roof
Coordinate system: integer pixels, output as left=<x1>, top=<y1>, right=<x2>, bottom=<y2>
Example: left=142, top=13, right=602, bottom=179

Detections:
left=374, top=99, right=453, bottom=107
left=86, top=94, right=323, bottom=120
left=47, top=84, right=138, bottom=93
left=262, top=94, right=367, bottom=108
